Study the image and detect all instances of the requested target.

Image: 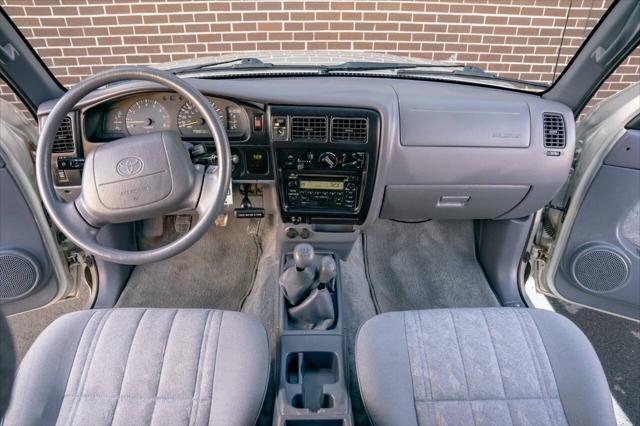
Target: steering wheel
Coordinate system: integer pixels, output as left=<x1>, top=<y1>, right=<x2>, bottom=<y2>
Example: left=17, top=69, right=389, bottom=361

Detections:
left=36, top=67, right=231, bottom=265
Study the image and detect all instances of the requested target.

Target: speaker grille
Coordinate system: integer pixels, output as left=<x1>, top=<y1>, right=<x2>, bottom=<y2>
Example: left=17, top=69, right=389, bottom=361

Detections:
left=572, top=247, right=629, bottom=293
left=0, top=252, right=39, bottom=299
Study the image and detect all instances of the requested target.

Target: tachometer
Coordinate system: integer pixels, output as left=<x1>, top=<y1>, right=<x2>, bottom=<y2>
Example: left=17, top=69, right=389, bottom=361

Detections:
left=177, top=100, right=224, bottom=137
left=125, top=99, right=170, bottom=135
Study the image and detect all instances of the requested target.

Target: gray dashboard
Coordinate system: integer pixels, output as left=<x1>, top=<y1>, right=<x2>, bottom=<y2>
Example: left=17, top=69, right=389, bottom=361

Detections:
left=38, top=76, right=575, bottom=228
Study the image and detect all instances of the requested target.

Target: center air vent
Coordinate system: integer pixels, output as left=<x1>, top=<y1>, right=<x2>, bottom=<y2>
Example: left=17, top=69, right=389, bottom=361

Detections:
left=543, top=113, right=566, bottom=149
left=52, top=116, right=75, bottom=153
left=332, top=117, right=368, bottom=143
left=291, top=116, right=327, bottom=142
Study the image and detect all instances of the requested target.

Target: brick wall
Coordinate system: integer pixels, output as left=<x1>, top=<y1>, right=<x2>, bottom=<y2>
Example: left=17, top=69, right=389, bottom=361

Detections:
left=1, top=0, right=637, bottom=123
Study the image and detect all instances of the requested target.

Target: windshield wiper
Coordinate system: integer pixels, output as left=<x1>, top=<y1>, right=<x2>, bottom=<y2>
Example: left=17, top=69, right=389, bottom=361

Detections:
left=320, top=61, right=478, bottom=73
left=171, top=59, right=470, bottom=75
left=169, top=57, right=275, bottom=74
left=396, top=66, right=549, bottom=89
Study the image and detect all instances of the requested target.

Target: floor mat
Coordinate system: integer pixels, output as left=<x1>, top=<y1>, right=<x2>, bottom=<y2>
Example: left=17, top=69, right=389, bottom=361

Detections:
left=364, top=220, right=499, bottom=312
left=116, top=218, right=259, bottom=310
left=5, top=281, right=92, bottom=363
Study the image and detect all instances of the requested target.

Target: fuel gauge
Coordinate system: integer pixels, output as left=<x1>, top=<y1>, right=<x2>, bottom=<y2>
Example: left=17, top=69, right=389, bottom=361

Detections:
left=103, top=108, right=124, bottom=133
left=227, top=106, right=243, bottom=132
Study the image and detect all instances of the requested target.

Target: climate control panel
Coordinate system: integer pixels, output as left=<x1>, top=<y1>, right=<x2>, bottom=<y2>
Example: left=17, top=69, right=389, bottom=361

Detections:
left=280, top=150, right=365, bottom=171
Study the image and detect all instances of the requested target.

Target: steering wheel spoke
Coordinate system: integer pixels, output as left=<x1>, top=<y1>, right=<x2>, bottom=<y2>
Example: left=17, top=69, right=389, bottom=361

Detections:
left=59, top=200, right=101, bottom=242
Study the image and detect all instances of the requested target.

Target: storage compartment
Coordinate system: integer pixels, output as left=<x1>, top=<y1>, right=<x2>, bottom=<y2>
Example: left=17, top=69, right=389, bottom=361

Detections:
left=286, top=352, right=340, bottom=412
left=380, top=184, right=530, bottom=221
left=285, top=420, right=345, bottom=426
left=276, top=335, right=352, bottom=425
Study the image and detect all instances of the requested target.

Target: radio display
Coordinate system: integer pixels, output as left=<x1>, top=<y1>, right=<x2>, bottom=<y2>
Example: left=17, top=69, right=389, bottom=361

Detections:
left=299, top=180, right=344, bottom=190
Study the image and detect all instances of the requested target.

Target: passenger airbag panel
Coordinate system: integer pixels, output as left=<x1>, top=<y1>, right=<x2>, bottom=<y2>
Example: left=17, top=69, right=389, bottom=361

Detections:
left=400, top=98, right=530, bottom=148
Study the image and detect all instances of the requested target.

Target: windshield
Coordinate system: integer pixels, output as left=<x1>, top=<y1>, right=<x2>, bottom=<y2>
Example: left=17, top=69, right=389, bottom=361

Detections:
left=1, top=0, right=617, bottom=92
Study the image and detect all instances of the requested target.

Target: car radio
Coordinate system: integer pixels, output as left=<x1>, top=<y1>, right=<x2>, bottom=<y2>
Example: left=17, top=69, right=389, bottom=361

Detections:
left=284, top=173, right=361, bottom=211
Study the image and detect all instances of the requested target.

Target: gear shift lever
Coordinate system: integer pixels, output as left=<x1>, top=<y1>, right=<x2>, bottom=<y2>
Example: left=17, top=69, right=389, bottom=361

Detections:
left=288, top=254, right=337, bottom=330
left=279, top=243, right=316, bottom=305
left=293, top=243, right=315, bottom=271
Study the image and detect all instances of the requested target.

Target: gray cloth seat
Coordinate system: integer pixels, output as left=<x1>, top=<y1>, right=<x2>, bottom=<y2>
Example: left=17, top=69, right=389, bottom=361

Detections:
left=356, top=308, right=615, bottom=426
left=3, top=308, right=270, bottom=426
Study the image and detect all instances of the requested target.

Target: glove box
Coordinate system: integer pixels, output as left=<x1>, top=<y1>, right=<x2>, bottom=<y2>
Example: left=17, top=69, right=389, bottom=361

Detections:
left=380, top=184, right=530, bottom=221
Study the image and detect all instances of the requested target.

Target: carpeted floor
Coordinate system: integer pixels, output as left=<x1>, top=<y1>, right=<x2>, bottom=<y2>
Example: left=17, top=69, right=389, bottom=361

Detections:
left=116, top=218, right=260, bottom=310
left=363, top=219, right=500, bottom=312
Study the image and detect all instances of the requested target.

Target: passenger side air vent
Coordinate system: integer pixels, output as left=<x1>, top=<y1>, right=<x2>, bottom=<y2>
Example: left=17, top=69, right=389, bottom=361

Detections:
left=331, top=117, right=368, bottom=143
left=52, top=116, right=75, bottom=153
left=543, top=113, right=566, bottom=149
left=291, top=116, right=328, bottom=142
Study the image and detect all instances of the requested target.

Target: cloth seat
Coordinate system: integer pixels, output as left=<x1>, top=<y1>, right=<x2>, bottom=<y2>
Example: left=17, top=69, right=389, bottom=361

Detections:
left=3, top=308, right=270, bottom=426
left=355, top=307, right=615, bottom=426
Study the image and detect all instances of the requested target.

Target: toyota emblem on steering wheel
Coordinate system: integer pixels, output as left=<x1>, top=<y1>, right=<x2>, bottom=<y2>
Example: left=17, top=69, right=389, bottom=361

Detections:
left=116, top=157, right=144, bottom=177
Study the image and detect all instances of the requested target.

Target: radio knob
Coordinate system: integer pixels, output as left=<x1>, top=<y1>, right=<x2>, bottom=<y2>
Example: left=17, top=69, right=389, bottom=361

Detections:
left=319, top=152, right=338, bottom=169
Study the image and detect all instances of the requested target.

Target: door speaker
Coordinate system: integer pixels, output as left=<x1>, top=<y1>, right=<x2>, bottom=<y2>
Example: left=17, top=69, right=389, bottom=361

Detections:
left=0, top=250, right=40, bottom=300
left=570, top=244, right=630, bottom=293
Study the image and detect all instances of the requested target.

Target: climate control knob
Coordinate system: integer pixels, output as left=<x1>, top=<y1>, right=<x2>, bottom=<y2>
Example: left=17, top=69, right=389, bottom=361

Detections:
left=318, top=152, right=338, bottom=169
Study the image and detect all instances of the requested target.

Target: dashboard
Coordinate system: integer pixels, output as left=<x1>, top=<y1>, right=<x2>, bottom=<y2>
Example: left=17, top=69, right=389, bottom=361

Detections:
left=40, top=76, right=575, bottom=229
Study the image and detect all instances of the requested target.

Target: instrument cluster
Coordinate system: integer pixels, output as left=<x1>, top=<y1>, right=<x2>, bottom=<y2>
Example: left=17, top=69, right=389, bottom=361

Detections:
left=84, top=92, right=251, bottom=142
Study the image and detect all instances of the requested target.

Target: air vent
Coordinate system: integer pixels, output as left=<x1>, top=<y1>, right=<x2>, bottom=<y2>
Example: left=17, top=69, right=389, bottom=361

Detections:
left=291, top=116, right=327, bottom=142
left=52, top=116, right=75, bottom=153
left=332, top=117, right=368, bottom=143
left=543, top=113, right=565, bottom=149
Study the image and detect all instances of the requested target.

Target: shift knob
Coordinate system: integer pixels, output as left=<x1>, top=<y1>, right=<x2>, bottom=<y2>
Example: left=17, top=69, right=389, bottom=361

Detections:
left=293, top=243, right=315, bottom=270
left=319, top=256, right=337, bottom=284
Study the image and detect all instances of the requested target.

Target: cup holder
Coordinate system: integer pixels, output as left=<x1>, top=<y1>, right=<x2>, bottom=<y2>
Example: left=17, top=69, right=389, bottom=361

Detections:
left=286, top=351, right=339, bottom=412
left=291, top=394, right=334, bottom=410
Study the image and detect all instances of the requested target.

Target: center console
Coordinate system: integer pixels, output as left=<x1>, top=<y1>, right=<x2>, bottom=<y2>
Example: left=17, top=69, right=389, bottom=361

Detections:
left=275, top=243, right=353, bottom=426
left=270, top=106, right=380, bottom=225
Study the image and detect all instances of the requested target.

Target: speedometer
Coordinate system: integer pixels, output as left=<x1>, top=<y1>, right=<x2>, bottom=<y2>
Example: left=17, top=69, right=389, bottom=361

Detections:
left=125, top=99, right=170, bottom=135
left=177, top=100, right=225, bottom=137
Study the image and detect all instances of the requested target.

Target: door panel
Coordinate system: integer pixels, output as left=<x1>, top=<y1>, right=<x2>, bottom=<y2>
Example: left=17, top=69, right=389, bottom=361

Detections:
left=0, top=100, right=71, bottom=315
left=555, top=132, right=639, bottom=319
left=538, top=82, right=640, bottom=321
left=0, top=165, right=59, bottom=314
